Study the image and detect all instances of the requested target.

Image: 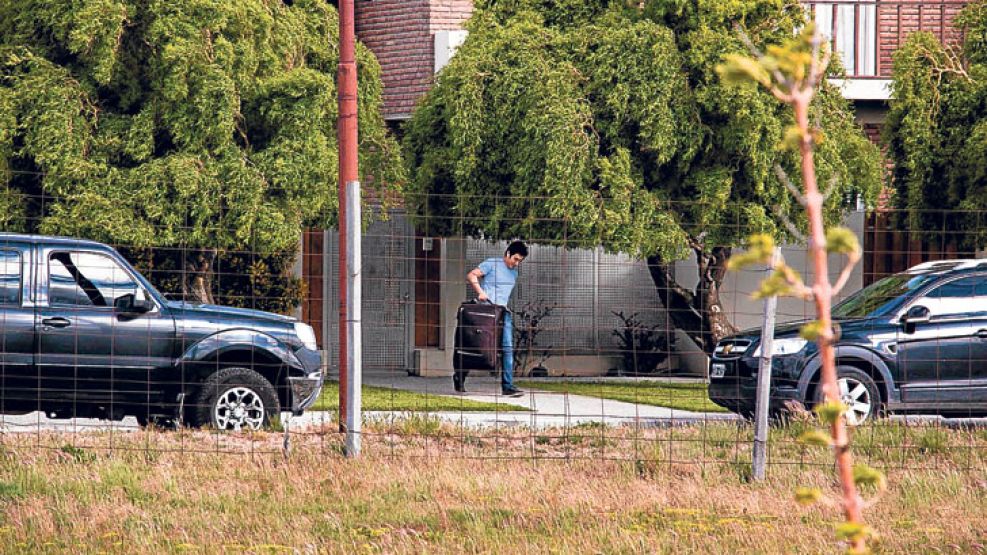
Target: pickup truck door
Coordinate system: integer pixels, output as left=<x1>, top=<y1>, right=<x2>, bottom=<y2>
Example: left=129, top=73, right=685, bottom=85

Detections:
left=0, top=242, right=36, bottom=411
left=36, top=248, right=176, bottom=411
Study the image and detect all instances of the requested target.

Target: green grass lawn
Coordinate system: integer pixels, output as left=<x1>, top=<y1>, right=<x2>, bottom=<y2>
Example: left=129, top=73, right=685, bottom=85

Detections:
left=311, top=381, right=528, bottom=412
left=517, top=380, right=727, bottom=413
left=3, top=424, right=983, bottom=553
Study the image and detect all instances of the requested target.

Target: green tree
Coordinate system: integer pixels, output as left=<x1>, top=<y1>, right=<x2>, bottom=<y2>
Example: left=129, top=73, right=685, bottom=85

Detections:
left=885, top=1, right=987, bottom=248
left=403, top=0, right=881, bottom=354
left=0, top=0, right=402, bottom=304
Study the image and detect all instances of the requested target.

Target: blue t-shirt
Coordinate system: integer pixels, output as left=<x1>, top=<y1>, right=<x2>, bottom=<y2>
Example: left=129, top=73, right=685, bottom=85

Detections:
left=477, top=257, right=517, bottom=307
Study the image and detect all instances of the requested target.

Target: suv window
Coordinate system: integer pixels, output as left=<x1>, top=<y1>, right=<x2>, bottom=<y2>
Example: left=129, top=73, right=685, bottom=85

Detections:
left=832, top=273, right=938, bottom=319
left=0, top=250, right=21, bottom=305
left=49, top=251, right=139, bottom=308
left=915, top=275, right=987, bottom=317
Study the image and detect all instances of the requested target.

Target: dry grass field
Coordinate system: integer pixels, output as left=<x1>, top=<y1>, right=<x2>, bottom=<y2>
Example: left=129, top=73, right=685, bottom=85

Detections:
left=0, top=419, right=982, bottom=554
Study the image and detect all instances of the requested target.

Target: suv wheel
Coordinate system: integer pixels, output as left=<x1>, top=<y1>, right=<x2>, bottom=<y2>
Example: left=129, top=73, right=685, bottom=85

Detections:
left=190, top=367, right=280, bottom=431
left=814, top=366, right=882, bottom=426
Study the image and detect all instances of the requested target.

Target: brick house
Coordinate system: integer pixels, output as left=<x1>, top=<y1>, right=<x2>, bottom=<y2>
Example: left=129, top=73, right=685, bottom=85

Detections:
left=355, top=0, right=473, bottom=121
left=304, top=1, right=976, bottom=376
left=351, top=0, right=975, bottom=280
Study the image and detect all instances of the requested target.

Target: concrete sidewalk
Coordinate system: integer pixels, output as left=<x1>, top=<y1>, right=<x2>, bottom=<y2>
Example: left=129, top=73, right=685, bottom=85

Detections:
left=4, top=372, right=982, bottom=433
left=0, top=373, right=738, bottom=433
left=311, top=371, right=741, bottom=429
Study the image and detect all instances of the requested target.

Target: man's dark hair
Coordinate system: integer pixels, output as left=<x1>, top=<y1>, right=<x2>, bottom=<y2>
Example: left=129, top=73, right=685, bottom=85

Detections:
left=505, top=240, right=528, bottom=258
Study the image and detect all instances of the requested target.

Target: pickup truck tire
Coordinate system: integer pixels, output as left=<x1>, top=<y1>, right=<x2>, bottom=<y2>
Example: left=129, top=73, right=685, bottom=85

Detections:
left=189, top=367, right=280, bottom=430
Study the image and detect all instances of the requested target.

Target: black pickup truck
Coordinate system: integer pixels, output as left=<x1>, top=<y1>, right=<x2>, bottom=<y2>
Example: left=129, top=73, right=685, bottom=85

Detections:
left=0, top=234, right=323, bottom=430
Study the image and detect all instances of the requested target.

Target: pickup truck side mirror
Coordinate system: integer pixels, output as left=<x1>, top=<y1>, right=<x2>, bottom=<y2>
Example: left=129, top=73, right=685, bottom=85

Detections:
left=114, top=293, right=153, bottom=314
left=900, top=305, right=931, bottom=328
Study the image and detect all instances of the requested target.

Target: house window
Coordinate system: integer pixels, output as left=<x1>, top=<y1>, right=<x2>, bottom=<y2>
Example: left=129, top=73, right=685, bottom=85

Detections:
left=811, top=1, right=877, bottom=77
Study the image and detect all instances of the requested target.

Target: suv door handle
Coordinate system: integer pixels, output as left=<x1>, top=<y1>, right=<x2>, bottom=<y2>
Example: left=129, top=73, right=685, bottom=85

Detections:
left=41, top=317, right=71, bottom=329
left=976, top=329, right=987, bottom=339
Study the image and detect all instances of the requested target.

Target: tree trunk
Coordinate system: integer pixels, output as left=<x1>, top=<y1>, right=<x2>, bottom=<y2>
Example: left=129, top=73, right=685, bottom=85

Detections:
left=646, top=246, right=737, bottom=355
left=182, top=248, right=217, bottom=305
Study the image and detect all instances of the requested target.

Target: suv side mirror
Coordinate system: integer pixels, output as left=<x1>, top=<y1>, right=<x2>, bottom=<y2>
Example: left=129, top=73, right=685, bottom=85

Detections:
left=115, top=293, right=153, bottom=314
left=901, top=305, right=931, bottom=325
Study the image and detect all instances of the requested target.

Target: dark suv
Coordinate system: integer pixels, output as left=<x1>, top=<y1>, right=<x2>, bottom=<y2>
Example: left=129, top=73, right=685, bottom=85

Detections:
left=709, top=259, right=987, bottom=424
left=0, top=234, right=323, bottom=430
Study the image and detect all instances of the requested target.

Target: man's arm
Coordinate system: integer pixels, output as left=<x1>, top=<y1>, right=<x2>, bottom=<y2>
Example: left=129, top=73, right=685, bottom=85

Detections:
left=467, top=268, right=488, bottom=301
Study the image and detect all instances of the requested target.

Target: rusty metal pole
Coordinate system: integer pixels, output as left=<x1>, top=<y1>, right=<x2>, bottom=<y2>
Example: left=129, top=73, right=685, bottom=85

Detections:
left=337, top=0, right=358, bottom=433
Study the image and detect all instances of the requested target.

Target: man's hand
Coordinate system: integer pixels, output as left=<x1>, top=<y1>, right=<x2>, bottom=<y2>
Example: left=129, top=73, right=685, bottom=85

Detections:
left=477, top=291, right=489, bottom=302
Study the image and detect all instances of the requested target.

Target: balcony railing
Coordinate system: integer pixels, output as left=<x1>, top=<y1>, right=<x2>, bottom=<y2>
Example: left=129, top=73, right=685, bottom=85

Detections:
left=802, top=0, right=969, bottom=79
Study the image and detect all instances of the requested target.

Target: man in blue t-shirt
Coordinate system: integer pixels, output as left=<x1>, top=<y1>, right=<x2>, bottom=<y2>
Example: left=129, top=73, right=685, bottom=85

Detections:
left=465, top=240, right=528, bottom=396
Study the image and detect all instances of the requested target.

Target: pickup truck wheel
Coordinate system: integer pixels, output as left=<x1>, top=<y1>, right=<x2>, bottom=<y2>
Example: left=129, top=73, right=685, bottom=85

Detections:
left=190, top=367, right=280, bottom=431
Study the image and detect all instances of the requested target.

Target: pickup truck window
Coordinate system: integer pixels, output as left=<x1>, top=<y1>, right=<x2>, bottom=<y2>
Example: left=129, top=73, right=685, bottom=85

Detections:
left=49, top=251, right=139, bottom=307
left=0, top=250, right=21, bottom=305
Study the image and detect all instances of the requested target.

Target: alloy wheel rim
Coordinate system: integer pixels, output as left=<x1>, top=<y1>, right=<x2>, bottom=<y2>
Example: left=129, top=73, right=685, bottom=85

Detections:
left=214, top=387, right=265, bottom=431
left=838, top=377, right=872, bottom=426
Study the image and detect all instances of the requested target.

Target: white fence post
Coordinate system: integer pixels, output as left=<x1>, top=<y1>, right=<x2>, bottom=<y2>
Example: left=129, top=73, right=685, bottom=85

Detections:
left=752, top=247, right=781, bottom=480
left=345, top=180, right=362, bottom=457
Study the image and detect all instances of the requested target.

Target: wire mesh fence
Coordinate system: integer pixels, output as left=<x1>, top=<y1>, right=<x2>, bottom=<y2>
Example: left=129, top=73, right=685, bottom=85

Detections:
left=0, top=191, right=983, bottom=481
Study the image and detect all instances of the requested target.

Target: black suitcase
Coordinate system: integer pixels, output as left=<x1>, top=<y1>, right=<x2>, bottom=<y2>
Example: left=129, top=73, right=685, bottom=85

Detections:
left=453, top=300, right=505, bottom=391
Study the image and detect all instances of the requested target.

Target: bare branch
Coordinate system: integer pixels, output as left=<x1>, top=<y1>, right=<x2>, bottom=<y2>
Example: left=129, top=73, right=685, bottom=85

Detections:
left=734, top=22, right=765, bottom=58
left=772, top=262, right=814, bottom=301
left=808, top=21, right=822, bottom=84
left=806, top=21, right=832, bottom=90
left=774, top=164, right=806, bottom=204
left=770, top=87, right=795, bottom=104
left=792, top=283, right=815, bottom=301
left=809, top=48, right=832, bottom=90
left=832, top=251, right=862, bottom=296
left=821, top=174, right=839, bottom=201
left=770, top=203, right=808, bottom=243
left=735, top=23, right=790, bottom=89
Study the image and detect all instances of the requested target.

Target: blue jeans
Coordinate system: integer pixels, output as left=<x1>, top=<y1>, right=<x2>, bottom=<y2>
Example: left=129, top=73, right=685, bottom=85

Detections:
left=502, top=312, right=514, bottom=390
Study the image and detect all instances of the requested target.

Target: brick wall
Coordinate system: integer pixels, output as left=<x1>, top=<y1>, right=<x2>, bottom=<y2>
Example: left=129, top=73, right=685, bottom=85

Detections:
left=429, top=0, right=474, bottom=33
left=356, top=0, right=474, bottom=120
left=358, top=1, right=973, bottom=117
left=877, top=1, right=968, bottom=77
left=862, top=122, right=882, bottom=145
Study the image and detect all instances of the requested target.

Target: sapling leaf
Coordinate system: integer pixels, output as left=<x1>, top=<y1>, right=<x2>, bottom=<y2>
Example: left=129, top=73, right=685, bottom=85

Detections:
left=852, top=464, right=887, bottom=491
left=814, top=400, right=847, bottom=425
left=799, top=430, right=833, bottom=448
left=835, top=521, right=873, bottom=543
left=779, top=125, right=804, bottom=151
left=716, top=54, right=772, bottom=87
left=800, top=320, right=825, bottom=341
left=826, top=227, right=860, bottom=255
left=752, top=270, right=795, bottom=299
left=795, top=487, right=823, bottom=505
left=727, top=234, right=776, bottom=270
